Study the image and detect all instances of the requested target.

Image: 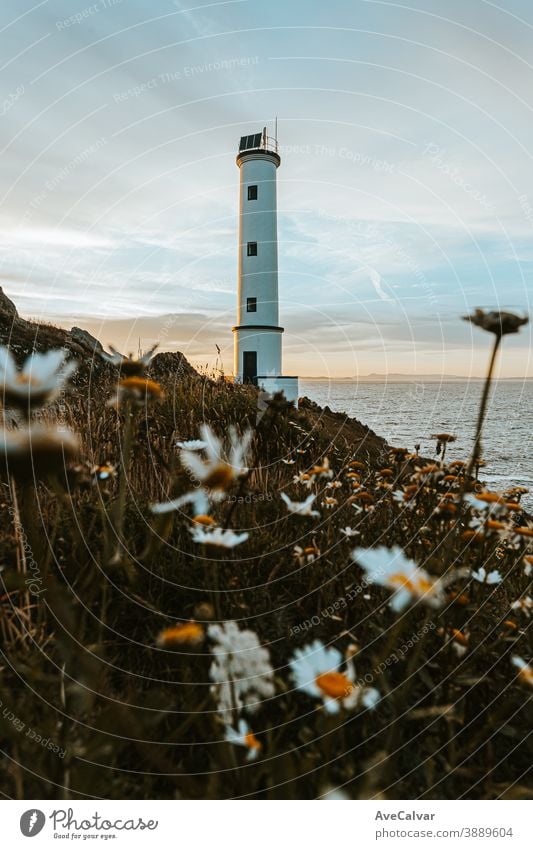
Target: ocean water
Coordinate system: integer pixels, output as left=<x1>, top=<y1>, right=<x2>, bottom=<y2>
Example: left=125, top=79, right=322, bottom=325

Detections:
left=300, top=379, right=533, bottom=510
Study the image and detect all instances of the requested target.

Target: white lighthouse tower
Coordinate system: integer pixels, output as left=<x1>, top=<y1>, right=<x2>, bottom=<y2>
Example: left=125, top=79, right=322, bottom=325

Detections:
left=233, top=127, right=298, bottom=404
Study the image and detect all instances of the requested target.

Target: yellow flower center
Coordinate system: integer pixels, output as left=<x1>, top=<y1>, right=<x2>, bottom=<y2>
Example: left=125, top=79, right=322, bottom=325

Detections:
left=204, top=463, right=234, bottom=490
left=120, top=376, right=162, bottom=397
left=244, top=731, right=261, bottom=751
left=315, top=671, right=352, bottom=700
left=486, top=519, right=506, bottom=531
left=518, top=667, right=533, bottom=687
left=192, top=514, right=216, bottom=526
left=389, top=573, right=434, bottom=596
left=157, top=622, right=204, bottom=646
left=476, top=492, right=505, bottom=504
left=16, top=374, right=39, bottom=386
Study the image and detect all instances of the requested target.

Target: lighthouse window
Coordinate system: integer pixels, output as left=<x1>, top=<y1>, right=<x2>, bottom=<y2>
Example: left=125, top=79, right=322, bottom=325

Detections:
left=247, top=241, right=257, bottom=256
left=248, top=185, right=258, bottom=200
left=247, top=297, right=257, bottom=312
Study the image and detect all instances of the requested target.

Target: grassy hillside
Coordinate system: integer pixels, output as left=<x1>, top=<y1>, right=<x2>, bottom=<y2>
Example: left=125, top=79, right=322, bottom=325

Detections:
left=0, top=295, right=531, bottom=800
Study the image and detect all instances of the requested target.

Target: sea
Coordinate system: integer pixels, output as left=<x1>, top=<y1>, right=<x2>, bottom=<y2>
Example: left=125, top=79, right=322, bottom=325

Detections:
left=300, top=379, right=533, bottom=511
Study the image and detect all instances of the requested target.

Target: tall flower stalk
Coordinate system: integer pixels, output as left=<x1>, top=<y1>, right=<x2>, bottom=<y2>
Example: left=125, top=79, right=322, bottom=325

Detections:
left=463, top=309, right=528, bottom=483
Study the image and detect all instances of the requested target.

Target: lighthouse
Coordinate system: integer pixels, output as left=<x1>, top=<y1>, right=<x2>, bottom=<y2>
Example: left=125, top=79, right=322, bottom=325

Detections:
left=232, top=127, right=298, bottom=404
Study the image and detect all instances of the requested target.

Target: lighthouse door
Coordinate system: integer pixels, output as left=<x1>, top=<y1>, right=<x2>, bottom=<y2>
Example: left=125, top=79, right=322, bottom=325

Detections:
left=243, top=351, right=257, bottom=385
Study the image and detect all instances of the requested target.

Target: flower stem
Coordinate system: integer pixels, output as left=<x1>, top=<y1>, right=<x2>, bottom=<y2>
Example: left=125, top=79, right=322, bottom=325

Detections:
left=466, top=334, right=501, bottom=482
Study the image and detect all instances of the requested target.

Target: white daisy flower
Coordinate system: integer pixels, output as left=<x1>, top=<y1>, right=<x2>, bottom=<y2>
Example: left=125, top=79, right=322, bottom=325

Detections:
left=310, top=457, right=334, bottom=480
left=352, top=545, right=445, bottom=612
left=392, top=489, right=416, bottom=510
left=511, top=596, right=533, bottom=618
left=180, top=424, right=252, bottom=491
left=190, top=527, right=249, bottom=548
left=340, top=527, right=360, bottom=538
left=208, top=621, right=275, bottom=717
left=289, top=639, right=380, bottom=714
left=471, top=566, right=502, bottom=585
left=0, top=347, right=76, bottom=411
left=100, top=343, right=157, bottom=375
left=0, top=424, right=79, bottom=479
left=465, top=493, right=490, bottom=511
left=465, top=492, right=507, bottom=518
left=282, top=458, right=296, bottom=465
left=224, top=719, right=262, bottom=760
left=281, top=492, right=320, bottom=517
left=511, top=655, right=533, bottom=687
left=292, top=470, right=314, bottom=489
left=293, top=544, right=320, bottom=564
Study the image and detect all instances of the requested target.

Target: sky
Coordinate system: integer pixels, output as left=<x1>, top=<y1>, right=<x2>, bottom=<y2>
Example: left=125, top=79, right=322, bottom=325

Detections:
left=0, top=0, right=532, bottom=378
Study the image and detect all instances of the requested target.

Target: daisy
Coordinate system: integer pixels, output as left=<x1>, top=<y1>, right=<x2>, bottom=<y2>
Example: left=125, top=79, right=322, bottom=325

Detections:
left=101, top=343, right=158, bottom=375
left=310, top=457, right=333, bottom=479
left=290, top=640, right=379, bottom=714
left=0, top=347, right=76, bottom=412
left=91, top=462, right=118, bottom=481
left=180, top=424, right=251, bottom=492
left=352, top=545, right=445, bottom=612
left=281, top=458, right=296, bottom=465
left=340, top=527, right=360, bottom=538
left=322, top=496, right=338, bottom=509
left=393, top=489, right=417, bottom=510
left=430, top=433, right=456, bottom=460
left=351, top=491, right=374, bottom=505
left=0, top=425, right=79, bottom=480
left=208, top=621, right=275, bottom=717
left=293, top=544, right=320, bottom=565
left=292, top=471, right=313, bottom=488
left=189, top=526, right=249, bottom=548
left=471, top=566, right=502, bottom=584
left=465, top=492, right=507, bottom=518
left=511, top=596, right=533, bottom=618
left=281, top=492, right=320, bottom=517
left=468, top=516, right=509, bottom=535
left=451, top=630, right=469, bottom=658
left=225, top=719, right=262, bottom=760
left=514, top=526, right=533, bottom=540
left=156, top=622, right=205, bottom=647
left=441, top=627, right=469, bottom=658
left=511, top=656, right=533, bottom=687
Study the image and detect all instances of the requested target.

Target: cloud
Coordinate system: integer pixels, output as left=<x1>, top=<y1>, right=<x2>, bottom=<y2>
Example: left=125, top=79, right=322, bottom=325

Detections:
left=0, top=0, right=531, bottom=376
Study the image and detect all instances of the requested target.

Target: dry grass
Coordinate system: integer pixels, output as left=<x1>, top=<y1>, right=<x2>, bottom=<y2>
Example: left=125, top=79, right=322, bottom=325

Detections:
left=0, top=357, right=531, bottom=800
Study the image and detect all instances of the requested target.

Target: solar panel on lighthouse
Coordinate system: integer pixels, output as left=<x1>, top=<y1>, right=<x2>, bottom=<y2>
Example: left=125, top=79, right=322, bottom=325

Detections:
left=239, top=133, right=262, bottom=151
